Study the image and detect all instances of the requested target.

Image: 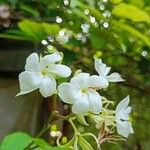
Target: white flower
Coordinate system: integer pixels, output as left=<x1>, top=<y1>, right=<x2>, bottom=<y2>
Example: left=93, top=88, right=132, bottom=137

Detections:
left=94, top=58, right=124, bottom=88
left=16, top=52, right=71, bottom=98
left=115, top=96, right=134, bottom=138
left=58, top=73, right=103, bottom=115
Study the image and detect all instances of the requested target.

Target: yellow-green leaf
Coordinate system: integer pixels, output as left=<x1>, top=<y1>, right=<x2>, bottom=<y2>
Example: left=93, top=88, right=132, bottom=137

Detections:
left=112, top=3, right=150, bottom=23
left=76, top=115, right=89, bottom=126
left=78, top=136, right=94, bottom=150
left=42, top=23, right=60, bottom=36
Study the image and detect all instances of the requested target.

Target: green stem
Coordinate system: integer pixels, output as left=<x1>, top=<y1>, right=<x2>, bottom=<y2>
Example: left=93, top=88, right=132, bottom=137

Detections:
left=69, top=118, right=78, bottom=133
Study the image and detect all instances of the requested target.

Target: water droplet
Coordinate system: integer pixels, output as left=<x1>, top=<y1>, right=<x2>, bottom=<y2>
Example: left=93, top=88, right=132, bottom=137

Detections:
left=47, top=35, right=54, bottom=42
left=41, top=40, right=48, bottom=45
left=81, top=23, right=90, bottom=33
left=59, top=30, right=65, bottom=36
left=103, top=22, right=109, bottom=28
left=103, top=0, right=108, bottom=2
left=63, top=0, right=69, bottom=5
left=100, top=5, right=105, bottom=10
left=90, top=16, right=96, bottom=23
left=84, top=9, right=90, bottom=15
left=56, top=16, right=62, bottom=23
left=141, top=51, right=148, bottom=57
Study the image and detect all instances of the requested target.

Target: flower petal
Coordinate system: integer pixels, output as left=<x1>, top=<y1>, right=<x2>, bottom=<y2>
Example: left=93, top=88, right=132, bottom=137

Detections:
left=50, top=64, right=71, bottom=78
left=116, top=121, right=134, bottom=138
left=16, top=71, right=41, bottom=96
left=72, top=95, right=89, bottom=115
left=58, top=83, right=80, bottom=104
left=40, top=52, right=62, bottom=69
left=106, top=72, right=125, bottom=82
left=88, top=89, right=102, bottom=114
left=116, top=96, right=130, bottom=113
left=39, top=76, right=56, bottom=98
left=25, top=53, right=40, bottom=72
left=95, top=59, right=111, bottom=76
left=88, top=75, right=109, bottom=89
left=70, top=73, right=90, bottom=90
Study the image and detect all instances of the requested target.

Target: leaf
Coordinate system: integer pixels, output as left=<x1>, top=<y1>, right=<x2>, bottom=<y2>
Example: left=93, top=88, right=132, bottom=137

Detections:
left=18, top=20, right=46, bottom=42
left=90, top=33, right=105, bottom=49
left=20, top=4, right=40, bottom=17
left=0, top=33, right=32, bottom=41
left=112, top=21, right=150, bottom=47
left=42, top=23, right=60, bottom=36
left=76, top=115, right=89, bottom=126
left=70, top=0, right=78, bottom=8
left=34, top=138, right=52, bottom=149
left=34, top=138, right=71, bottom=150
left=112, top=3, right=150, bottom=23
left=78, top=136, right=94, bottom=150
left=111, top=0, right=123, bottom=4
left=0, top=132, right=33, bottom=150
left=78, top=2, right=104, bottom=21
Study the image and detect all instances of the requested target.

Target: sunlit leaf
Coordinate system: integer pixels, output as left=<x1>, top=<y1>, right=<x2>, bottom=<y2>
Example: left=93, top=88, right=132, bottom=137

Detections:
left=112, top=3, right=150, bottom=23
left=18, top=20, right=46, bottom=41
left=0, top=132, right=33, bottom=150
left=76, top=115, right=89, bottom=126
left=42, top=23, right=60, bottom=36
left=112, top=21, right=150, bottom=47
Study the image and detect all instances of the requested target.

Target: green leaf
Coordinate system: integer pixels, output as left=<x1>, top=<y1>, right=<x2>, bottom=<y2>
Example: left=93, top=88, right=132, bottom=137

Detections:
left=0, top=33, right=32, bottom=41
left=0, top=132, right=33, bottom=150
left=111, top=0, right=123, bottom=4
left=34, top=138, right=71, bottom=150
left=90, top=33, right=105, bottom=49
left=78, top=136, right=94, bottom=150
left=42, top=23, right=60, bottom=36
left=112, top=3, right=150, bottom=23
left=112, top=21, right=150, bottom=47
left=18, top=20, right=46, bottom=42
left=76, top=115, right=89, bottom=126
left=34, top=138, right=52, bottom=149
left=20, top=4, right=40, bottom=17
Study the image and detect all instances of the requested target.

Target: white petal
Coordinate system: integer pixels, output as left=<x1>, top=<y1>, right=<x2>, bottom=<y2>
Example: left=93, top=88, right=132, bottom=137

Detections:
left=50, top=64, right=71, bottom=78
left=88, top=89, right=102, bottom=114
left=116, top=121, right=133, bottom=138
left=25, top=53, right=40, bottom=72
left=39, top=76, right=56, bottom=98
left=40, top=52, right=62, bottom=69
left=88, top=75, right=109, bottom=89
left=58, top=83, right=80, bottom=104
left=70, top=73, right=90, bottom=90
left=116, top=108, right=131, bottom=121
left=72, top=95, right=89, bottom=115
left=95, top=58, right=110, bottom=76
left=116, top=96, right=130, bottom=113
left=106, top=72, right=124, bottom=82
left=16, top=71, right=41, bottom=96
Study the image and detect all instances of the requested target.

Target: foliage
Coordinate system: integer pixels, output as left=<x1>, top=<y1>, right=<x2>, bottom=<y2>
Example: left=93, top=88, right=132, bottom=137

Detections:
left=0, top=0, right=150, bottom=149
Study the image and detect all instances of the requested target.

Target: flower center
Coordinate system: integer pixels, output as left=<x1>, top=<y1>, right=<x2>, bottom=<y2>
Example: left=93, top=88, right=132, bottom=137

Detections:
left=81, top=88, right=88, bottom=94
left=41, top=69, right=48, bottom=76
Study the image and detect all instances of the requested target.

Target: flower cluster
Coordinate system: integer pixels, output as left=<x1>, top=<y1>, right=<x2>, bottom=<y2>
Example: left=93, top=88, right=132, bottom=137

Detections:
left=17, top=51, right=133, bottom=146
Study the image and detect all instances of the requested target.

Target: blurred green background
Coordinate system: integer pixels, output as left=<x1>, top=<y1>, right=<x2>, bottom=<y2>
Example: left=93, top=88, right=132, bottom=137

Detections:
left=0, top=0, right=150, bottom=149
